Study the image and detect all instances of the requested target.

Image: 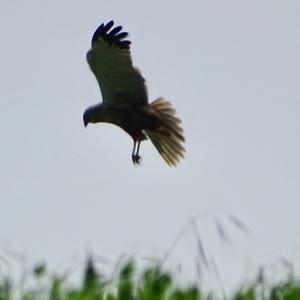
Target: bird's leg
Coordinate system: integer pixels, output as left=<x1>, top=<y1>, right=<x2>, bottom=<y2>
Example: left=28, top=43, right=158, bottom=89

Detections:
left=132, top=141, right=137, bottom=164
left=135, top=141, right=141, bottom=162
left=131, top=140, right=141, bottom=165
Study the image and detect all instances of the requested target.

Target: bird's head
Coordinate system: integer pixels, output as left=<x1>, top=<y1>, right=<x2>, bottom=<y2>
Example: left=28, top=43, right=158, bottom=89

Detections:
left=83, top=104, right=105, bottom=127
left=83, top=108, right=91, bottom=127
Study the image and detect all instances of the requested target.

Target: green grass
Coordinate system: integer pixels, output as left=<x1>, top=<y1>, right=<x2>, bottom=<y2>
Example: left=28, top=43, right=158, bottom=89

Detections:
left=0, top=258, right=300, bottom=300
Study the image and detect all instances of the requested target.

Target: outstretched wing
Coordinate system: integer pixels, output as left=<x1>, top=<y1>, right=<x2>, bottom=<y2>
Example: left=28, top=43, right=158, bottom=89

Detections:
left=86, top=21, right=148, bottom=108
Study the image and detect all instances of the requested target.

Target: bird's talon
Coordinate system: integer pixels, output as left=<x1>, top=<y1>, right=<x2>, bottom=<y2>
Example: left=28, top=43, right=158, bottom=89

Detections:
left=132, top=154, right=141, bottom=165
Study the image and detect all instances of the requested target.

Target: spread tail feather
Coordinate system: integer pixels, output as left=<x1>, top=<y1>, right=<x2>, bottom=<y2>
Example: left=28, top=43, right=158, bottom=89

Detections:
left=145, top=97, right=185, bottom=166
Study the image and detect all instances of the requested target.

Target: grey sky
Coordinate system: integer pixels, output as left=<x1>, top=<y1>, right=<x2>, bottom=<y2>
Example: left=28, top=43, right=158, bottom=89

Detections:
left=1, top=0, right=300, bottom=290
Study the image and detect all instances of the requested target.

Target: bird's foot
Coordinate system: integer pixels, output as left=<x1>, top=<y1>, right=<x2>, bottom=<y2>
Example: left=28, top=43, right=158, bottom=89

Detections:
left=132, top=154, right=141, bottom=165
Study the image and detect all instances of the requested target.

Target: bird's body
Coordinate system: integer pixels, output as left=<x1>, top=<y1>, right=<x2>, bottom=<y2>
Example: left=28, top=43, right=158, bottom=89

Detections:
left=84, top=103, right=159, bottom=141
left=83, top=21, right=185, bottom=166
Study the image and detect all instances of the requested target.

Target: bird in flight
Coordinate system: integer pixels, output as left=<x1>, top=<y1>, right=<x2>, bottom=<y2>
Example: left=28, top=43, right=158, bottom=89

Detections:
left=83, top=21, right=185, bottom=166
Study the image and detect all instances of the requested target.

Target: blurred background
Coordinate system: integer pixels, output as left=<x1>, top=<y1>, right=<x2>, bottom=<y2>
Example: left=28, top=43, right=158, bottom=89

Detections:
left=0, top=0, right=300, bottom=292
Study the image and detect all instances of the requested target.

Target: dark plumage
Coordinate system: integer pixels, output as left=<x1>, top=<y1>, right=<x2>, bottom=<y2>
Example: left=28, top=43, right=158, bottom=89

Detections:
left=83, top=21, right=185, bottom=166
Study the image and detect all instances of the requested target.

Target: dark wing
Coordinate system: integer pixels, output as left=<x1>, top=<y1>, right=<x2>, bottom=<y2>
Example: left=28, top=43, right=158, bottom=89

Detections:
left=86, top=21, right=148, bottom=108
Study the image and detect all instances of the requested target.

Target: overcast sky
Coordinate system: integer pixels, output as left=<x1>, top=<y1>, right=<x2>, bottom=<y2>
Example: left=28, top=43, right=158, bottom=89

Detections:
left=1, top=0, right=300, bottom=291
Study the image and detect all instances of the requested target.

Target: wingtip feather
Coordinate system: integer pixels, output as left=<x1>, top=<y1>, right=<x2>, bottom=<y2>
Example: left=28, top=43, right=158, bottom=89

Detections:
left=91, top=20, right=131, bottom=50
